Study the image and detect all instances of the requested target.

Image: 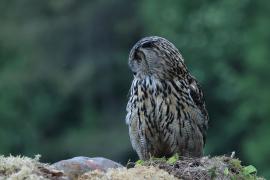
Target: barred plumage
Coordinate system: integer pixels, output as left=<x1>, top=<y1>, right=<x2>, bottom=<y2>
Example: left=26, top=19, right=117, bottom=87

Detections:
left=126, top=36, right=209, bottom=160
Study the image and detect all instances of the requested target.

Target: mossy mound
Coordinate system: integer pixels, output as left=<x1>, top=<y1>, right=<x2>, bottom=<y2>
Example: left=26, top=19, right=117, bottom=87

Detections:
left=0, top=155, right=63, bottom=180
left=79, top=166, right=176, bottom=180
left=130, top=154, right=265, bottom=180
left=0, top=154, right=265, bottom=180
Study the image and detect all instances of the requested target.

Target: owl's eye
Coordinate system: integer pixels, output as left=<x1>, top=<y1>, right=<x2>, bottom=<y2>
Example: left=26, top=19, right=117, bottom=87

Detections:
left=134, top=51, right=143, bottom=62
left=141, top=42, right=154, bottom=48
left=134, top=52, right=140, bottom=60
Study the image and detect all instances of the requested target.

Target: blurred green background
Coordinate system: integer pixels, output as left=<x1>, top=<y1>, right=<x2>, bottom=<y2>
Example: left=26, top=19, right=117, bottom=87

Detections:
left=0, top=0, right=269, bottom=178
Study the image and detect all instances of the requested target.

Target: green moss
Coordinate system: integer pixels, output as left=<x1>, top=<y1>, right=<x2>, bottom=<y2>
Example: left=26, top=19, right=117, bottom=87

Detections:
left=208, top=166, right=217, bottom=179
left=229, top=158, right=242, bottom=171
left=166, top=154, right=179, bottom=165
left=228, top=158, right=263, bottom=180
left=135, top=154, right=179, bottom=166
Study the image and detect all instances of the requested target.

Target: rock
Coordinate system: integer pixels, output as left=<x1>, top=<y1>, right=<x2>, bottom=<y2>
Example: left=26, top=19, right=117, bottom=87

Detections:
left=51, top=156, right=123, bottom=179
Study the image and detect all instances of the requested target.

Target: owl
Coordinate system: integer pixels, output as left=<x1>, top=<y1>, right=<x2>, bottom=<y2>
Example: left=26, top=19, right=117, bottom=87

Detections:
left=125, top=36, right=209, bottom=160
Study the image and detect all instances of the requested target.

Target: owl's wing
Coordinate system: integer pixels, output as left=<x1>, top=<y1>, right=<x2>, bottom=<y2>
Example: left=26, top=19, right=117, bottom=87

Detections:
left=188, top=75, right=209, bottom=145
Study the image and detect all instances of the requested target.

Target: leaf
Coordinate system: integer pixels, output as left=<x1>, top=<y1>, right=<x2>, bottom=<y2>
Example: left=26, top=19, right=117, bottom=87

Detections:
left=224, top=167, right=229, bottom=175
left=135, top=159, right=144, bottom=165
left=243, top=165, right=257, bottom=175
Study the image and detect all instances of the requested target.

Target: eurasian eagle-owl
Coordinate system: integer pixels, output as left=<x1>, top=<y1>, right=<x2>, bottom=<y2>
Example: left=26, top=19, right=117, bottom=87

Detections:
left=126, top=36, right=209, bottom=160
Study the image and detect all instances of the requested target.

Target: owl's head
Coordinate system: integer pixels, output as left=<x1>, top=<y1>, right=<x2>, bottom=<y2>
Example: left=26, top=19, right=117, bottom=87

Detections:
left=128, top=36, right=187, bottom=80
